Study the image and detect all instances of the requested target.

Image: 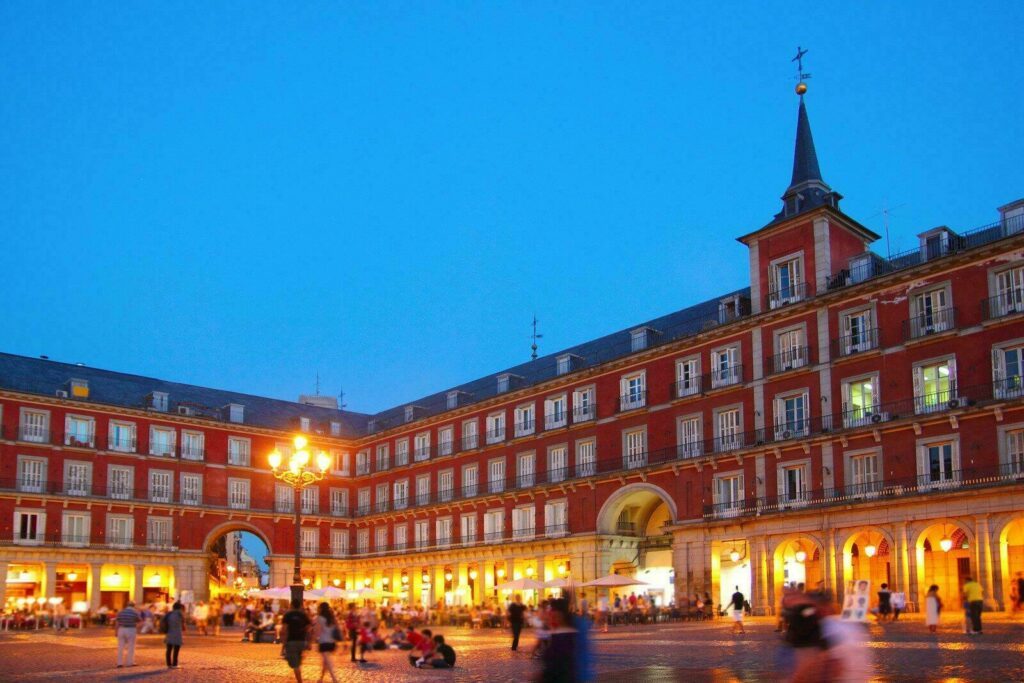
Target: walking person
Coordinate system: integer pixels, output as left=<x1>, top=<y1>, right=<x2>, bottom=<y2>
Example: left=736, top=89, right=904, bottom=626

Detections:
left=344, top=603, right=360, bottom=663
left=313, top=602, right=340, bottom=683
left=730, top=586, right=746, bottom=635
left=962, top=577, right=984, bottom=635
left=924, top=585, right=942, bottom=634
left=162, top=601, right=185, bottom=669
left=876, top=583, right=892, bottom=623
left=114, top=600, right=141, bottom=668
left=508, top=594, right=526, bottom=651
left=193, top=601, right=209, bottom=635
left=539, top=598, right=578, bottom=683
left=1014, top=572, right=1024, bottom=615
left=281, top=598, right=312, bottom=683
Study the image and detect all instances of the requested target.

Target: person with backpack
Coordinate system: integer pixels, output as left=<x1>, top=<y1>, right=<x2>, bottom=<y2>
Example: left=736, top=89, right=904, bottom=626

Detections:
left=162, top=601, right=185, bottom=669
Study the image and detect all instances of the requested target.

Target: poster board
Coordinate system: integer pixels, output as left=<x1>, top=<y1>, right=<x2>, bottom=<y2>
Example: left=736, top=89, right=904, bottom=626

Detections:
left=840, top=580, right=871, bottom=622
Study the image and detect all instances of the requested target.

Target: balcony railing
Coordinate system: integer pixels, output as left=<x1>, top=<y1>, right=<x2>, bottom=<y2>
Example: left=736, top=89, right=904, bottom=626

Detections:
left=767, top=281, right=809, bottom=310
left=108, top=436, right=137, bottom=452
left=833, top=327, right=879, bottom=358
left=703, top=462, right=1024, bottom=520
left=704, top=364, right=744, bottom=390
left=64, top=432, right=95, bottom=448
left=514, top=418, right=535, bottom=437
left=904, top=307, right=957, bottom=340
left=18, top=427, right=50, bottom=443
left=572, top=405, right=596, bottom=423
left=544, top=412, right=568, bottom=430
left=618, top=390, right=647, bottom=412
left=545, top=523, right=569, bottom=538
left=461, top=434, right=479, bottom=450
left=180, top=445, right=205, bottom=461
left=413, top=446, right=432, bottom=461
left=485, top=427, right=506, bottom=444
left=670, top=376, right=703, bottom=400
left=769, top=346, right=813, bottom=375
left=983, top=290, right=1024, bottom=320
left=516, top=473, right=535, bottom=489
left=616, top=521, right=638, bottom=535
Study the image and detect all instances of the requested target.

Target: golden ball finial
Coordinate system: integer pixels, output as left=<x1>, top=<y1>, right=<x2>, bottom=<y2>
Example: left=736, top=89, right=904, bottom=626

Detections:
left=795, top=82, right=808, bottom=95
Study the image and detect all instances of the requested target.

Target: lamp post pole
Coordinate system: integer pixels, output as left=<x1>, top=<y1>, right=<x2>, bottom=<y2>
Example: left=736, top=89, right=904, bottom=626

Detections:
left=268, top=435, right=331, bottom=607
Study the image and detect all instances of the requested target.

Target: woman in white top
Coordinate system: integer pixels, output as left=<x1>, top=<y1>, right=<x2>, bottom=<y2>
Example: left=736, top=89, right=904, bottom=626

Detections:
left=314, top=602, right=340, bottom=683
left=925, top=584, right=942, bottom=633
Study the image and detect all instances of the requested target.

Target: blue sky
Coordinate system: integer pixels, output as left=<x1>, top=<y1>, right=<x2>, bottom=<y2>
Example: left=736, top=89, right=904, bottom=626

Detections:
left=1, top=2, right=1022, bottom=416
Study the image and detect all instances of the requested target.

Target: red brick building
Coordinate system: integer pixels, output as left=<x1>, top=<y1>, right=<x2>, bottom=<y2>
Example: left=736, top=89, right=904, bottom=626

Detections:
left=2, top=91, right=1023, bottom=614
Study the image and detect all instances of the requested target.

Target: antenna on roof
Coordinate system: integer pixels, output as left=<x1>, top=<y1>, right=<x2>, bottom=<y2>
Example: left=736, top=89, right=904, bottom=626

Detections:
left=867, top=199, right=906, bottom=258
left=529, top=314, right=543, bottom=360
left=315, top=371, right=321, bottom=396
left=338, top=387, right=347, bottom=410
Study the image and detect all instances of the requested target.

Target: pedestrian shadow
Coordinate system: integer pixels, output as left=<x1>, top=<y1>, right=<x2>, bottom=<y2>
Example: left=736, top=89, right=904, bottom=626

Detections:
left=114, top=669, right=172, bottom=681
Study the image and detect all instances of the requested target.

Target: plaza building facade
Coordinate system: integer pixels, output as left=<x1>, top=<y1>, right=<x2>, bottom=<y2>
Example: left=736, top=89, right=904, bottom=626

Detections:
left=2, top=93, right=1023, bottom=615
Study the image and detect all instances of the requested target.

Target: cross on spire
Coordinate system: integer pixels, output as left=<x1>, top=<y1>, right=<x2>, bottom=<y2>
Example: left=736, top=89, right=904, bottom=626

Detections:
left=792, top=46, right=811, bottom=81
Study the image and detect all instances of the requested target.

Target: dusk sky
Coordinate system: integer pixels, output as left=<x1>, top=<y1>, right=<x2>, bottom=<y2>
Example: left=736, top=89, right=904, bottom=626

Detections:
left=2, top=2, right=1022, bottom=417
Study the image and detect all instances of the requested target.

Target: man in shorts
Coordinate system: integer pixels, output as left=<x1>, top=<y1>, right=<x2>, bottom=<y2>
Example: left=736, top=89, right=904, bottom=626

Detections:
left=281, top=599, right=311, bottom=682
left=730, top=586, right=746, bottom=635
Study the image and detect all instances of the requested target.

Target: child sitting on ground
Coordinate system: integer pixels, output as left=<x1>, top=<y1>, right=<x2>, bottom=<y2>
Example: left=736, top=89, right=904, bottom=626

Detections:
left=430, top=634, right=456, bottom=668
left=406, top=627, right=435, bottom=668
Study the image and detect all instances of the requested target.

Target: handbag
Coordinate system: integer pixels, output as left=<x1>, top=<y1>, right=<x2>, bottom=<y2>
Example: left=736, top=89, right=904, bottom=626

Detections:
left=332, top=624, right=343, bottom=642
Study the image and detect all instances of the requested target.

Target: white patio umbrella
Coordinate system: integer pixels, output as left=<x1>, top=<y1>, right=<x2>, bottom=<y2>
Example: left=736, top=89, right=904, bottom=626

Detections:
left=543, top=577, right=570, bottom=588
left=307, top=586, right=347, bottom=600
left=496, top=577, right=546, bottom=592
left=253, top=586, right=318, bottom=601
left=582, top=574, right=649, bottom=588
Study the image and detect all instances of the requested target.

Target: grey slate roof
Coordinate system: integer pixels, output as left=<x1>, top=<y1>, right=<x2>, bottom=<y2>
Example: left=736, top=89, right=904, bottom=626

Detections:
left=789, top=99, right=824, bottom=189
left=0, top=352, right=371, bottom=437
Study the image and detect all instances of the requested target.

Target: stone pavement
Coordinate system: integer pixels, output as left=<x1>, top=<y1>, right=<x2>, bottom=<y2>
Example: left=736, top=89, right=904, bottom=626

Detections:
left=0, top=614, right=1022, bottom=682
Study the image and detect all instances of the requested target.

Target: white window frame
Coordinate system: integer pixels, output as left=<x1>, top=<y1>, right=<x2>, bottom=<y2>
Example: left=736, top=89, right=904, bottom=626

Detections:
left=149, top=425, right=177, bottom=457
left=302, top=485, right=319, bottom=514
left=17, top=455, right=47, bottom=493
left=997, top=421, right=1024, bottom=477
left=486, top=412, right=506, bottom=444
left=14, top=508, right=46, bottom=545
left=181, top=472, right=203, bottom=506
left=149, top=469, right=173, bottom=503
left=713, top=470, right=745, bottom=518
left=710, top=345, right=741, bottom=388
left=912, top=356, right=958, bottom=414
left=275, top=483, right=294, bottom=513
left=573, top=386, right=596, bottom=422
left=460, top=513, right=477, bottom=544
left=300, top=527, right=319, bottom=555
left=414, top=431, right=431, bottom=461
left=375, top=443, right=390, bottom=471
left=438, top=469, right=454, bottom=502
left=227, top=436, right=251, bottom=466
left=514, top=403, right=536, bottom=437
left=107, top=514, right=134, bottom=548
left=63, top=460, right=92, bottom=496
left=844, top=447, right=883, bottom=497
left=393, top=479, right=409, bottom=510
left=107, top=464, right=134, bottom=500
left=776, top=458, right=810, bottom=508
left=461, top=464, right=478, bottom=498
left=461, top=420, right=478, bottom=450
left=675, top=356, right=701, bottom=398
left=330, top=487, right=349, bottom=515
left=544, top=499, right=568, bottom=537
left=62, top=510, right=89, bottom=547
left=331, top=528, right=349, bottom=557
left=774, top=326, right=808, bottom=373
left=516, top=451, right=535, bottom=488
left=483, top=509, right=504, bottom=543
left=395, top=438, right=410, bottom=466
left=909, top=284, right=953, bottom=337
left=488, top=457, right=506, bottom=493
left=992, top=338, right=1024, bottom=400
left=180, top=430, right=205, bottom=461
left=916, top=435, right=961, bottom=490
left=842, top=374, right=882, bottom=427
left=147, top=516, right=173, bottom=549
left=575, top=438, right=596, bottom=477
left=769, top=252, right=804, bottom=307
left=227, top=478, right=251, bottom=509
left=714, top=405, right=743, bottom=451
left=375, top=482, right=390, bottom=512
left=63, top=414, right=95, bottom=448
left=773, top=390, right=810, bottom=439
left=544, top=394, right=568, bottom=429
left=622, top=427, right=647, bottom=469
left=619, top=371, right=646, bottom=411
left=108, top=420, right=137, bottom=453
left=438, top=426, right=454, bottom=456
left=676, top=414, right=703, bottom=458
left=548, top=445, right=568, bottom=482
left=512, top=505, right=535, bottom=539
left=839, top=306, right=876, bottom=355
left=415, top=474, right=430, bottom=506
left=989, top=263, right=1024, bottom=317
left=435, top=517, right=453, bottom=547
left=393, top=523, right=408, bottom=551
left=19, top=408, right=50, bottom=443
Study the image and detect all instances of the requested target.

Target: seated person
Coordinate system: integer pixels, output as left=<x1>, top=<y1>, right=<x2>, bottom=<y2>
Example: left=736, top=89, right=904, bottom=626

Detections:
left=429, top=634, right=457, bottom=668
left=370, top=625, right=387, bottom=650
left=406, top=627, right=435, bottom=667
left=241, top=610, right=276, bottom=642
left=389, top=626, right=409, bottom=649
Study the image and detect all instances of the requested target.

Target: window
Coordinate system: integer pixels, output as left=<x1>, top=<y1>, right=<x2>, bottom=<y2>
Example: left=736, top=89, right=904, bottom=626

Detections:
left=149, top=470, right=172, bottom=503
left=107, top=515, right=134, bottom=547
left=331, top=529, right=349, bottom=557
left=774, top=328, right=808, bottom=373
left=675, top=357, right=701, bottom=398
left=713, top=473, right=744, bottom=516
left=544, top=395, right=568, bottom=429
left=991, top=265, right=1024, bottom=317
left=840, top=309, right=875, bottom=355
left=64, top=460, right=91, bottom=496
left=843, top=375, right=881, bottom=427
left=711, top=346, right=740, bottom=387
left=330, top=420, right=342, bottom=436
left=462, top=464, right=478, bottom=498
left=395, top=439, right=410, bottom=467
left=20, top=409, right=49, bottom=442
left=910, top=287, right=953, bottom=337
left=631, top=328, right=650, bottom=352
left=64, top=415, right=94, bottom=447
left=573, top=387, right=595, bottom=422
left=375, top=483, right=389, bottom=512
left=484, top=509, right=504, bottom=542
left=556, top=354, right=573, bottom=376
left=332, top=450, right=349, bottom=475
left=545, top=500, right=568, bottom=536
left=393, top=480, right=408, bottom=510
left=108, top=421, right=136, bottom=452
left=62, top=512, right=89, bottom=546
left=677, top=416, right=702, bottom=458
left=108, top=465, right=133, bottom=500
left=357, top=488, right=370, bottom=515
left=376, top=526, right=388, bottom=551
left=375, top=444, right=390, bottom=471
left=438, top=470, right=454, bottom=502
left=446, top=391, right=460, bottom=410
left=778, top=462, right=809, bottom=506
left=488, top=458, right=506, bottom=493
left=576, top=439, right=596, bottom=477
left=149, top=391, right=169, bottom=411
left=301, top=528, right=318, bottom=554
left=275, top=484, right=294, bottom=512
left=512, top=506, right=535, bottom=539
left=227, top=403, right=245, bottom=423
left=517, top=452, right=535, bottom=488
left=436, top=518, right=452, bottom=547
left=414, top=432, right=431, bottom=461
left=227, top=437, right=251, bottom=466
left=847, top=451, right=881, bottom=496
left=404, top=406, right=416, bottom=423
left=623, top=429, right=646, bottom=469
left=619, top=372, right=646, bottom=411
left=181, top=431, right=204, bottom=460
left=715, top=408, right=742, bottom=451
left=357, top=529, right=369, bottom=554
left=414, top=520, right=430, bottom=549
left=415, top=474, right=430, bottom=506
left=393, top=524, right=408, bottom=551
left=497, top=374, right=511, bottom=393
left=15, top=509, right=44, bottom=545
left=486, top=412, right=506, bottom=444
left=993, top=343, right=1024, bottom=399
left=913, top=358, right=957, bottom=413
left=918, top=439, right=959, bottom=488
left=461, top=420, right=478, bottom=450
left=774, top=392, right=809, bottom=439
left=438, top=427, right=454, bottom=456
left=514, top=404, right=535, bottom=437
left=147, top=517, right=172, bottom=548
left=770, top=255, right=803, bottom=307
left=17, top=456, right=46, bottom=493
left=548, top=446, right=568, bottom=482
left=150, top=426, right=176, bottom=457
left=330, top=488, right=349, bottom=515
left=460, top=513, right=477, bottom=544
left=302, top=486, right=319, bottom=514
left=356, top=449, right=370, bottom=475
left=1004, top=428, right=1024, bottom=476
left=181, top=473, right=202, bottom=506
left=228, top=478, right=250, bottom=509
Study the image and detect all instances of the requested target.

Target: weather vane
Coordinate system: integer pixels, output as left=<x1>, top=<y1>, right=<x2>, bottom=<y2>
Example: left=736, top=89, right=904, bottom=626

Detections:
left=792, top=46, right=811, bottom=96
left=529, top=314, right=543, bottom=360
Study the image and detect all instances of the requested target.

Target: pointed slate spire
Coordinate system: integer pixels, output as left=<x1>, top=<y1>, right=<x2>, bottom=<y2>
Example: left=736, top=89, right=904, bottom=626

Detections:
left=774, top=94, right=839, bottom=222
left=789, top=99, right=823, bottom=189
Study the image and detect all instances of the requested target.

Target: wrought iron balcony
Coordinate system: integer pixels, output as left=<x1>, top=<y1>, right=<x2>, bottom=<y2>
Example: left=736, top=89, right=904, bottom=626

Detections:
left=703, top=364, right=745, bottom=390
left=571, top=404, right=597, bottom=423
left=670, top=376, right=703, bottom=400
left=460, top=434, right=479, bottom=450
left=903, top=307, right=957, bottom=340
left=982, top=291, right=1024, bottom=320
left=833, top=327, right=879, bottom=358
left=769, top=346, right=813, bottom=375
left=766, top=281, right=809, bottom=310
left=618, top=390, right=647, bottom=412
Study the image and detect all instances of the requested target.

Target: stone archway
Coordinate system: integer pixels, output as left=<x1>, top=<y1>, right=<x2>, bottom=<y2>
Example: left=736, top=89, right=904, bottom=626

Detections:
left=839, top=527, right=898, bottom=598
left=995, top=515, right=1024, bottom=610
left=913, top=519, right=975, bottom=608
left=771, top=534, right=825, bottom=601
left=202, top=521, right=272, bottom=598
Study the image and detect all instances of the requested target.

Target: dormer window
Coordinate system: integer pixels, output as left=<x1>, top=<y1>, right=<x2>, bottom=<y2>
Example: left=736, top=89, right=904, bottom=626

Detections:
left=330, top=421, right=341, bottom=436
left=227, top=404, right=245, bottom=424
left=497, top=374, right=511, bottom=394
left=68, top=379, right=89, bottom=399
left=149, top=392, right=169, bottom=412
left=405, top=406, right=415, bottom=423
left=556, top=354, right=573, bottom=376
left=630, top=328, right=652, bottom=352
left=919, top=227, right=957, bottom=261
left=299, top=417, right=311, bottom=432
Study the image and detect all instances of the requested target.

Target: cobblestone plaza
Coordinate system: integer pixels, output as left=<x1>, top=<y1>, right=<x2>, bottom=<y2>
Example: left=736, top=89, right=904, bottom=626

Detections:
left=1, top=616, right=1022, bottom=682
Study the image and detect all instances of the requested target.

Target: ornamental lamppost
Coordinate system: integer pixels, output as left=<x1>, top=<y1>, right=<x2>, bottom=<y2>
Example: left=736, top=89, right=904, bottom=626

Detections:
left=268, top=435, right=331, bottom=606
